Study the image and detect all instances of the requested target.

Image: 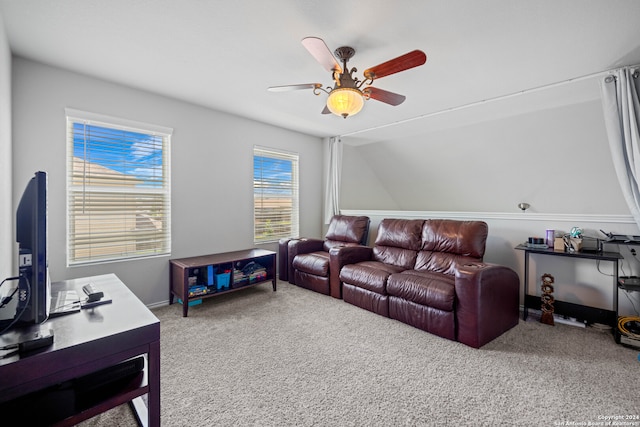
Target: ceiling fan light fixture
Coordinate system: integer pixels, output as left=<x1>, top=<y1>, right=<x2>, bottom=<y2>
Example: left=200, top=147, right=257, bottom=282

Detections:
left=268, top=37, right=426, bottom=118
left=327, top=87, right=364, bottom=118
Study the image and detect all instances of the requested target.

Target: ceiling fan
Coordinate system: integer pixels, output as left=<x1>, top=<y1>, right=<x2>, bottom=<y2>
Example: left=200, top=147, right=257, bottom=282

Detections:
left=268, top=37, right=427, bottom=118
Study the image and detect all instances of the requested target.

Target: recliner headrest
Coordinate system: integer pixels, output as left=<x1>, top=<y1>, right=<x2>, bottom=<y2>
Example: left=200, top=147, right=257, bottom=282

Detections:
left=421, top=219, right=488, bottom=258
left=325, top=215, right=370, bottom=245
left=374, top=218, right=425, bottom=251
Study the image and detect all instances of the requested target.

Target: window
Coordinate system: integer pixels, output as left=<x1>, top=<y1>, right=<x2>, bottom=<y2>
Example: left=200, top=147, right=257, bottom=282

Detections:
left=253, top=146, right=299, bottom=243
left=66, top=109, right=172, bottom=265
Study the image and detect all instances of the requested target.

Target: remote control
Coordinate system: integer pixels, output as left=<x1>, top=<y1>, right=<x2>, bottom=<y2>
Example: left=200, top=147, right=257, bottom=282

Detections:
left=19, top=328, right=54, bottom=353
left=82, top=283, right=104, bottom=302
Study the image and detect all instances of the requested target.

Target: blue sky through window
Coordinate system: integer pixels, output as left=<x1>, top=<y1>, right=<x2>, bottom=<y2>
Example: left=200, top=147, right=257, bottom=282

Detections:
left=254, top=156, right=293, bottom=196
left=73, top=123, right=164, bottom=187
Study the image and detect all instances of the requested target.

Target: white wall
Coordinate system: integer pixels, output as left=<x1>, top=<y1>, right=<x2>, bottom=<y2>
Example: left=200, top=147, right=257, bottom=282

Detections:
left=0, top=14, right=11, bottom=281
left=341, top=98, right=627, bottom=214
left=11, top=57, right=324, bottom=306
left=340, top=144, right=398, bottom=209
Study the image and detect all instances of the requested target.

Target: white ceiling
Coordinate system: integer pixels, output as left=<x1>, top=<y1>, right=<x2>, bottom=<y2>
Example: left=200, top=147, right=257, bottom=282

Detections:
left=1, top=0, right=640, bottom=144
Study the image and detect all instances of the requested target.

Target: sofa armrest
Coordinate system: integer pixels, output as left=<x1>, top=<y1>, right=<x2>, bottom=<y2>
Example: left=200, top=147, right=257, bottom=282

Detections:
left=290, top=238, right=325, bottom=255
left=454, top=262, right=520, bottom=348
left=278, top=238, right=296, bottom=281
left=328, top=245, right=373, bottom=299
left=330, top=245, right=373, bottom=265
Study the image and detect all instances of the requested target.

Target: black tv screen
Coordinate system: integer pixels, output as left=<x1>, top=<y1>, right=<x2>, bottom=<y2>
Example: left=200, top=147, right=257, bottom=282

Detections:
left=15, top=171, right=50, bottom=324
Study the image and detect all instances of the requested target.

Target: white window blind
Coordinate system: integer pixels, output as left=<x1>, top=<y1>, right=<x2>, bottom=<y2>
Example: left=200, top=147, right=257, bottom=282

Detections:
left=253, top=146, right=299, bottom=243
left=66, top=109, right=172, bottom=265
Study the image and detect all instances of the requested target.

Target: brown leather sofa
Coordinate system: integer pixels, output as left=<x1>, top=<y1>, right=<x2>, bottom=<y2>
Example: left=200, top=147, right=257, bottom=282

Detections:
left=338, top=218, right=519, bottom=348
left=285, top=215, right=370, bottom=298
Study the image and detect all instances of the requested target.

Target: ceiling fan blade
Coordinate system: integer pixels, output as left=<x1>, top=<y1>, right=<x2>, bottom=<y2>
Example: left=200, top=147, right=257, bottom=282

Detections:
left=364, top=87, right=406, bottom=106
left=301, top=37, right=342, bottom=73
left=363, top=50, right=427, bottom=80
left=321, top=105, right=331, bottom=115
left=268, top=83, right=322, bottom=92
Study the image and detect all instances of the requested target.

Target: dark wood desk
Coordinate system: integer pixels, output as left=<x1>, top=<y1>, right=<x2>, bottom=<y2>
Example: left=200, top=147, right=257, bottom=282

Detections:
left=0, top=274, right=160, bottom=426
left=515, top=244, right=622, bottom=327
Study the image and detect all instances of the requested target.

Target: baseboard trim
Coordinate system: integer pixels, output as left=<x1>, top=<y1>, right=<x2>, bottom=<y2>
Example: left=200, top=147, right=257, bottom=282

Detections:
left=147, top=300, right=169, bottom=310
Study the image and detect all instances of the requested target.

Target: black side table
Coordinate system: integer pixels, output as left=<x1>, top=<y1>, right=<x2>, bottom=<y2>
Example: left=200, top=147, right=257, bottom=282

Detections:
left=515, top=244, right=622, bottom=328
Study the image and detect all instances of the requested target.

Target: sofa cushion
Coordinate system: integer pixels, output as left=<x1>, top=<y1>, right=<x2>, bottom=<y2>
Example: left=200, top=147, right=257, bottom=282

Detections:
left=387, top=270, right=455, bottom=312
left=292, top=251, right=330, bottom=276
left=416, top=220, right=487, bottom=275
left=339, top=261, right=406, bottom=294
left=372, top=246, right=418, bottom=271
left=323, top=215, right=370, bottom=251
left=421, top=219, right=487, bottom=258
left=415, top=252, right=473, bottom=276
left=375, top=218, right=424, bottom=250
left=372, top=219, right=424, bottom=269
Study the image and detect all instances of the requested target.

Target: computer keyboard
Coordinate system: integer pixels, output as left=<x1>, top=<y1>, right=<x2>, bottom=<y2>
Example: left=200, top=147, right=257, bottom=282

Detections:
left=49, top=290, right=81, bottom=317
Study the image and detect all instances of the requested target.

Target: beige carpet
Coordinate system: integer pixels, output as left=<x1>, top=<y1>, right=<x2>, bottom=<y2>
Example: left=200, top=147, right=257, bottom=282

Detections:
left=80, top=280, right=640, bottom=426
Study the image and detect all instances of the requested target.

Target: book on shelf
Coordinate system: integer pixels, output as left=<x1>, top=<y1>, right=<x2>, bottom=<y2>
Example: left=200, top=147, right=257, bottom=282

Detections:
left=188, top=285, right=209, bottom=297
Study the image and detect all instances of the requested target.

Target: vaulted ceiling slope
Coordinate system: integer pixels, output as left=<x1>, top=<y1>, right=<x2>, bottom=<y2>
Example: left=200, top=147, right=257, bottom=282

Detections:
left=1, top=0, right=639, bottom=143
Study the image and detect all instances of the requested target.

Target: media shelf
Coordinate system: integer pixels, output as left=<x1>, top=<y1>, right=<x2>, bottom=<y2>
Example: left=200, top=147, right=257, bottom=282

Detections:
left=169, top=248, right=277, bottom=317
left=515, top=244, right=622, bottom=331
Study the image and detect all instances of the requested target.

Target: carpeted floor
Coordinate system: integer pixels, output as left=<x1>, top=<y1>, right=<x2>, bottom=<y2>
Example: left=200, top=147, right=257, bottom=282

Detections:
left=79, top=280, right=640, bottom=426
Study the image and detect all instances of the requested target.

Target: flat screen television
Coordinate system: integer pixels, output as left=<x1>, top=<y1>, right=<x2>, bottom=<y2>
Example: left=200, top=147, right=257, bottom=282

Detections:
left=15, top=171, right=50, bottom=324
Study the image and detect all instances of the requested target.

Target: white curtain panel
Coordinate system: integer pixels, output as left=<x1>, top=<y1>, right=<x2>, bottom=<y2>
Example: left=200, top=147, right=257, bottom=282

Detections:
left=324, top=136, right=342, bottom=224
left=601, top=67, right=640, bottom=228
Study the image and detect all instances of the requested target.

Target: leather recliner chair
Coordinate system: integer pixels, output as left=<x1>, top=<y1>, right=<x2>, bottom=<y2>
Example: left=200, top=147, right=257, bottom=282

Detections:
left=287, top=215, right=370, bottom=298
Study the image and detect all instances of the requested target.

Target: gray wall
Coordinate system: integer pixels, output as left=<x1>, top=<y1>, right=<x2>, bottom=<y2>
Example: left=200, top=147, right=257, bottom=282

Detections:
left=10, top=57, right=323, bottom=306
left=340, top=82, right=626, bottom=214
